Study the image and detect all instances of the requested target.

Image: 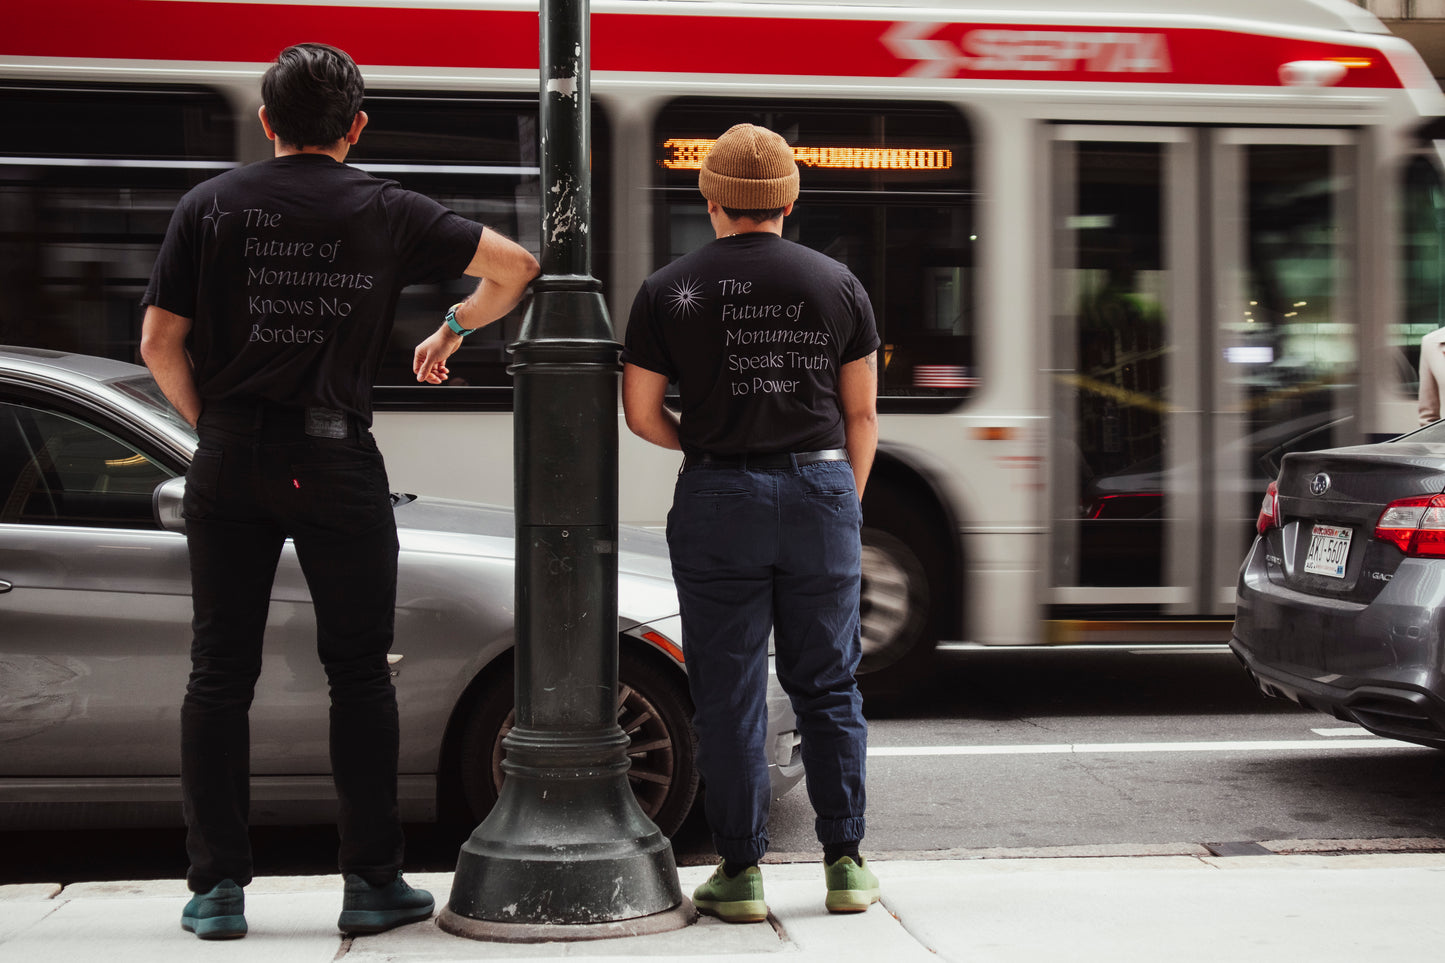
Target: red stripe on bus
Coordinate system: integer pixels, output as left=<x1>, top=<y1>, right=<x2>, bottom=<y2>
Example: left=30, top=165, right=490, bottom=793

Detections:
left=11, top=0, right=539, bottom=69
left=8, top=0, right=1404, bottom=89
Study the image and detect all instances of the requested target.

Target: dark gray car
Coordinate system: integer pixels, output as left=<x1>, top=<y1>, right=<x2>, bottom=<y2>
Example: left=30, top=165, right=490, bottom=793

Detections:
left=1232, top=420, right=1445, bottom=748
left=0, top=346, right=803, bottom=832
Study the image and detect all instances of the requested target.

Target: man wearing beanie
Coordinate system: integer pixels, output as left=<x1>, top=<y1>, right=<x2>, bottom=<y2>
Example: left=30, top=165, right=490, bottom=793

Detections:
left=622, top=123, right=881, bottom=922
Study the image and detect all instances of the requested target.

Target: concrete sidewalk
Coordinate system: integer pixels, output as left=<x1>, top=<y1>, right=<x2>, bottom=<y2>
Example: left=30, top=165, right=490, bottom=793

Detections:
left=5, top=848, right=1445, bottom=962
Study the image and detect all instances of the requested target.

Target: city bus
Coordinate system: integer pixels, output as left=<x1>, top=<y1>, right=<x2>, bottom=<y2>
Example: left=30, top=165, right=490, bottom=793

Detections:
left=5, top=0, right=1444, bottom=693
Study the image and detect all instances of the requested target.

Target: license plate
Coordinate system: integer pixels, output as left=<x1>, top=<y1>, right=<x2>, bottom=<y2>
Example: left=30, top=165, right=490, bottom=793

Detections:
left=1304, top=524, right=1352, bottom=578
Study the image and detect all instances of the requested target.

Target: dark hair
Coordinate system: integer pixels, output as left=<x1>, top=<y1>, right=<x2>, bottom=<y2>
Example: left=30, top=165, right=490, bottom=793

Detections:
left=722, top=206, right=786, bottom=223
left=261, top=43, right=365, bottom=149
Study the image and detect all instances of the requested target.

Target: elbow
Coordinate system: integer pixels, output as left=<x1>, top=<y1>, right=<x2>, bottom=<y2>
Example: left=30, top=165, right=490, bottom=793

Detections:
left=846, top=408, right=878, bottom=434
left=622, top=407, right=648, bottom=440
left=514, top=249, right=541, bottom=286
left=138, top=329, right=163, bottom=368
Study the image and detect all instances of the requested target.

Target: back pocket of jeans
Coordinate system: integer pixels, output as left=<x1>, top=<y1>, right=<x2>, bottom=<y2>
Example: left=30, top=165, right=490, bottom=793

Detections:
left=182, top=448, right=224, bottom=519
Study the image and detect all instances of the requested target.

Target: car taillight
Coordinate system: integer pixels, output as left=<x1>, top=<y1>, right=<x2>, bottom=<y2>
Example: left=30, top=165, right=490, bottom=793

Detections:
left=1374, top=494, right=1445, bottom=557
left=1256, top=481, right=1280, bottom=535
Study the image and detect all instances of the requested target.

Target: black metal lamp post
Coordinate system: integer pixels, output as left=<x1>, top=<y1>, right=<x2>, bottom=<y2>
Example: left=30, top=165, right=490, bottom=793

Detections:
left=435, top=0, right=690, bottom=942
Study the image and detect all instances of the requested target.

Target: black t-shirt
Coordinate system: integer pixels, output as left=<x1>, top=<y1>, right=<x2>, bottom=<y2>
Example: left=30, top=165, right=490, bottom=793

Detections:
left=142, top=153, right=483, bottom=423
left=623, top=233, right=880, bottom=454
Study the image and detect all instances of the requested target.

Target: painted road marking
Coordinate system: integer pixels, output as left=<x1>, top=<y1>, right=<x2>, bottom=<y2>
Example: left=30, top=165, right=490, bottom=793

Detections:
left=867, top=738, right=1418, bottom=757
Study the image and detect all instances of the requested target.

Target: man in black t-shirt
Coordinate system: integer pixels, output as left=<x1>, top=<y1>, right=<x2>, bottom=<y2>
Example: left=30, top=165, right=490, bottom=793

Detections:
left=140, top=43, right=538, bottom=941
left=622, top=123, right=881, bottom=923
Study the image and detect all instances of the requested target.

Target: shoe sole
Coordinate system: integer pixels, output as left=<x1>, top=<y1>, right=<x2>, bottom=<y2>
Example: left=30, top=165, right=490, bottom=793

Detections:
left=182, top=915, right=247, bottom=940
left=825, top=888, right=881, bottom=913
left=694, top=897, right=769, bottom=923
left=338, top=906, right=434, bottom=935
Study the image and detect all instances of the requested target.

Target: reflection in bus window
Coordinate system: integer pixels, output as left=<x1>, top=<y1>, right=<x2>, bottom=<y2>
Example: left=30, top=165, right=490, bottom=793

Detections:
left=1237, top=144, right=1355, bottom=468
left=651, top=99, right=975, bottom=403
left=348, top=92, right=583, bottom=400
left=1065, top=142, right=1168, bottom=588
left=0, top=85, right=583, bottom=409
left=0, top=83, right=235, bottom=362
left=1399, top=155, right=1445, bottom=397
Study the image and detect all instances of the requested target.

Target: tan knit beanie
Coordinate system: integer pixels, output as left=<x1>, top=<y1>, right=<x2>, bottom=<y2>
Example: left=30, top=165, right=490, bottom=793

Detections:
left=698, top=124, right=799, bottom=210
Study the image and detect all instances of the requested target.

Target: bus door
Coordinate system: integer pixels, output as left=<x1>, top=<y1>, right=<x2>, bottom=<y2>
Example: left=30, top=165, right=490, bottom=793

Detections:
left=1206, top=129, right=1359, bottom=617
left=1048, top=126, right=1359, bottom=634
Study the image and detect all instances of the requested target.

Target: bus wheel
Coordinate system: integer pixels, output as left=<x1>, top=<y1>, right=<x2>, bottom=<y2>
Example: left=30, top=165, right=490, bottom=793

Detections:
left=456, top=648, right=700, bottom=838
left=858, top=494, right=938, bottom=696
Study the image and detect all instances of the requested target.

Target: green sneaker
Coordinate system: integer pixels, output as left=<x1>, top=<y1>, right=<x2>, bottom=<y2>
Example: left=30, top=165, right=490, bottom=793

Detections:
left=692, top=863, right=768, bottom=923
left=824, top=856, right=880, bottom=913
left=181, top=879, right=247, bottom=940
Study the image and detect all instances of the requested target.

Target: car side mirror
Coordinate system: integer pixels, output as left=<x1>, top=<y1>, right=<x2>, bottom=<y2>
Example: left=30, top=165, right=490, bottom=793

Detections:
left=153, top=475, right=187, bottom=535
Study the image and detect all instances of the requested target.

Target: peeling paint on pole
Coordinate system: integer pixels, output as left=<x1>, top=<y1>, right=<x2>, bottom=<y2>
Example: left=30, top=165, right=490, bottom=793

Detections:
left=547, top=177, right=588, bottom=243
left=546, top=75, right=579, bottom=100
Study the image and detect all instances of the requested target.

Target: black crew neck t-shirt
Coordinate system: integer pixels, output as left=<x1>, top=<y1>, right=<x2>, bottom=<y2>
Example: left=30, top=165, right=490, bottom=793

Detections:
left=142, top=153, right=483, bottom=424
left=623, top=232, right=880, bottom=455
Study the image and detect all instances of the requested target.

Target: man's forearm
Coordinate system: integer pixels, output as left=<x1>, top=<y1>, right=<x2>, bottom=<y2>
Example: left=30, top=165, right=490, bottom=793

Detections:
left=630, top=407, right=682, bottom=451
left=453, top=275, right=529, bottom=332
left=621, top=363, right=682, bottom=450
left=140, top=306, right=202, bottom=426
left=845, top=415, right=877, bottom=498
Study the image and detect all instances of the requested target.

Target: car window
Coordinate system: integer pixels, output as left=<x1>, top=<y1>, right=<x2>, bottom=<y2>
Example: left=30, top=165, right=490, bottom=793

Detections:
left=0, top=402, right=176, bottom=528
left=107, top=373, right=197, bottom=442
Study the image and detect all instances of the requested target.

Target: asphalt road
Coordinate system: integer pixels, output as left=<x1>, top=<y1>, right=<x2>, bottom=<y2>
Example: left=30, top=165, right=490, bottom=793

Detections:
left=755, top=644, right=1445, bottom=858
left=6, top=644, right=1444, bottom=884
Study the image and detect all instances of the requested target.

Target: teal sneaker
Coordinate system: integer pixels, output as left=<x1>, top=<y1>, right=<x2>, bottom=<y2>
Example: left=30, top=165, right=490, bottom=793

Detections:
left=692, top=862, right=768, bottom=923
left=824, top=856, right=880, bottom=913
left=337, top=873, right=435, bottom=935
left=181, top=879, right=247, bottom=940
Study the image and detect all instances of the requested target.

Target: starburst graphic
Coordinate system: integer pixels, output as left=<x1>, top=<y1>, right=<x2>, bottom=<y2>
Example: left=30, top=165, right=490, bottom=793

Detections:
left=202, top=195, right=230, bottom=236
left=666, top=277, right=706, bottom=318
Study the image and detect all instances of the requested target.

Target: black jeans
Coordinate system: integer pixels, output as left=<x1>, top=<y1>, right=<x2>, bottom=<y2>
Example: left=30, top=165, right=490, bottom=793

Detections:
left=181, top=401, right=402, bottom=893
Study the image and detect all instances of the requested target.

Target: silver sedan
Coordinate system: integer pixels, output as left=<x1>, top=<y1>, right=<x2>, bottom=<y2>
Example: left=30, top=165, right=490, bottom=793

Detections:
left=0, top=346, right=804, bottom=834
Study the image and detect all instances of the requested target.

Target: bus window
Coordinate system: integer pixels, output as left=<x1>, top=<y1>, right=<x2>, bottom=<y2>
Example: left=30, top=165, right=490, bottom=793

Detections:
left=0, top=83, right=235, bottom=362
left=1399, top=154, right=1445, bottom=400
left=651, top=99, right=976, bottom=405
left=1235, top=143, right=1356, bottom=458
left=351, top=92, right=609, bottom=406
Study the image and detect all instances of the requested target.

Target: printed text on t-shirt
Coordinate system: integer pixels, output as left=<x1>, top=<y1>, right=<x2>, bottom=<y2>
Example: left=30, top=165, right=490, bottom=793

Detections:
left=718, top=277, right=831, bottom=397
left=241, top=205, right=376, bottom=345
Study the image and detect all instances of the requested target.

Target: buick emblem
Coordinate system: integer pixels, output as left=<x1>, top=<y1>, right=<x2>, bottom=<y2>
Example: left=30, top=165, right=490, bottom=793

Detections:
left=1310, top=473, right=1331, bottom=496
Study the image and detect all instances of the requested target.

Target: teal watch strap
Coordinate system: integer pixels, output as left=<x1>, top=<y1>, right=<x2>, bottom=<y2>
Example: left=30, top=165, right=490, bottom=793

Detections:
left=445, top=304, right=477, bottom=337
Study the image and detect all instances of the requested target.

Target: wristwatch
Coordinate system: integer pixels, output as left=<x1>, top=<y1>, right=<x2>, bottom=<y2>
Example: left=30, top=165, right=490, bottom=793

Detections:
left=445, top=303, right=478, bottom=337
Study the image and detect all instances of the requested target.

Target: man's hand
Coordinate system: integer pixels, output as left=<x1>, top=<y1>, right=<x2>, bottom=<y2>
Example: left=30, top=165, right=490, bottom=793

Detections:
left=413, top=323, right=464, bottom=384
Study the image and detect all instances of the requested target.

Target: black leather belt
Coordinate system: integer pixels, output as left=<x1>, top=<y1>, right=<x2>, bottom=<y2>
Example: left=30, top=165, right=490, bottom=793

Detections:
left=683, top=448, right=849, bottom=470
left=199, top=399, right=364, bottom=441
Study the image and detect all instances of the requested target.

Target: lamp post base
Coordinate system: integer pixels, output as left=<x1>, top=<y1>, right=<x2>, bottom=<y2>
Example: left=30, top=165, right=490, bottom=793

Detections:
left=437, top=899, right=695, bottom=943
left=441, top=726, right=688, bottom=939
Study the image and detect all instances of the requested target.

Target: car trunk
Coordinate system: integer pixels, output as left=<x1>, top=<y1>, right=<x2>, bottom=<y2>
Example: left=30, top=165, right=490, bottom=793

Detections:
left=1272, top=443, right=1445, bottom=603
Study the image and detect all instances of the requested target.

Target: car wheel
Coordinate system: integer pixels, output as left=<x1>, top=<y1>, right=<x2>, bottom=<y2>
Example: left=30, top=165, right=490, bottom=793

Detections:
left=457, top=648, right=700, bottom=837
left=858, top=486, right=943, bottom=696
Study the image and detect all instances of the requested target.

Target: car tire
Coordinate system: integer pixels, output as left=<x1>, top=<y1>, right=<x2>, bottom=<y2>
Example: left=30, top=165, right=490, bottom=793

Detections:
left=456, top=648, right=700, bottom=838
left=858, top=486, right=943, bottom=698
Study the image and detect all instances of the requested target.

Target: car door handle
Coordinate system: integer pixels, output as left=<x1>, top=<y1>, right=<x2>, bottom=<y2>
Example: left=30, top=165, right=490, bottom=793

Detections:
left=0, top=580, right=11, bottom=594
